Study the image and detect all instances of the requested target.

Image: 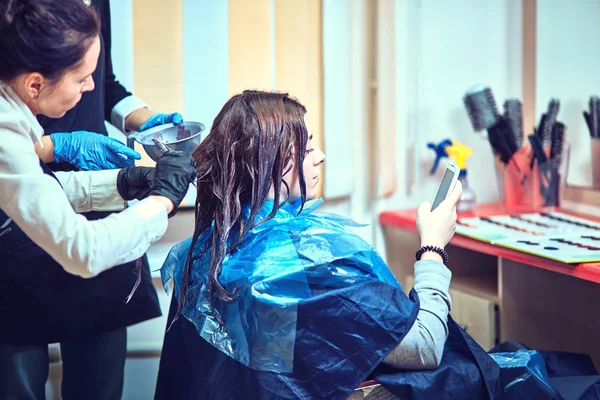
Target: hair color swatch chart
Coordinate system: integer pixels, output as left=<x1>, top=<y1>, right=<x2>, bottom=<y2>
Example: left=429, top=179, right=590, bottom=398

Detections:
left=456, top=212, right=600, bottom=263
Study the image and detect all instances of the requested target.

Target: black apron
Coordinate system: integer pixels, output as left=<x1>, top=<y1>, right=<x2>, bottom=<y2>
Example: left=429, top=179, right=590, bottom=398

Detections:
left=0, top=0, right=160, bottom=345
left=0, top=162, right=160, bottom=345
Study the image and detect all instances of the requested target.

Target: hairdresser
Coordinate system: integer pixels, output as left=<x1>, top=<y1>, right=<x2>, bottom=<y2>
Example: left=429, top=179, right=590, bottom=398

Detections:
left=0, top=1, right=195, bottom=399
left=31, top=0, right=186, bottom=397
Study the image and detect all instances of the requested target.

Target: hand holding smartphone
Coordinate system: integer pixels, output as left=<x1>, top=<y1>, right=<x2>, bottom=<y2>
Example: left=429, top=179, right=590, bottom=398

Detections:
left=431, top=162, right=460, bottom=210
left=417, top=163, right=462, bottom=252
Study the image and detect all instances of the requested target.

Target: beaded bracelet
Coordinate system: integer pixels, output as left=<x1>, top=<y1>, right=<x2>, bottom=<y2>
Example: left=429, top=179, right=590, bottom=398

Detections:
left=415, top=245, right=449, bottom=265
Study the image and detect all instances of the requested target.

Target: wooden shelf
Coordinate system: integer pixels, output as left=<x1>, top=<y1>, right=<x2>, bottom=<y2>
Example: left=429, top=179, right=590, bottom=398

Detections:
left=451, top=274, right=499, bottom=304
left=380, top=202, right=600, bottom=368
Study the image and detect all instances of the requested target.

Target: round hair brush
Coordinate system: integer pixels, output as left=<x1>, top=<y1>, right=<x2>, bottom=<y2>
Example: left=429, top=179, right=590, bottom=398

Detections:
left=463, top=85, right=501, bottom=132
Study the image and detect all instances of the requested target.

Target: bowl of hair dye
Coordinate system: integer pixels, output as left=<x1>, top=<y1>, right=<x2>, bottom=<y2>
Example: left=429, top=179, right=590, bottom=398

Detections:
left=128, top=121, right=205, bottom=162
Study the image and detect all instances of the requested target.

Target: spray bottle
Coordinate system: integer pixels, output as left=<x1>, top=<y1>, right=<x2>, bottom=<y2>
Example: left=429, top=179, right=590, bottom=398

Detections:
left=427, top=139, right=477, bottom=211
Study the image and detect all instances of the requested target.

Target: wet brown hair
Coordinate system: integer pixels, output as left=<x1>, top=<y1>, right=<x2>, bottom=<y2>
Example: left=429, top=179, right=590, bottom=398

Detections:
left=177, top=90, right=309, bottom=325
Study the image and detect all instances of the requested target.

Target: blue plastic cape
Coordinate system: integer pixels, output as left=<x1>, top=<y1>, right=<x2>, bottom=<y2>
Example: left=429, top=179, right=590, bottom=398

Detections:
left=161, top=199, right=407, bottom=374
left=374, top=316, right=502, bottom=399
left=157, top=199, right=501, bottom=399
left=489, top=342, right=600, bottom=400
left=490, top=350, right=558, bottom=399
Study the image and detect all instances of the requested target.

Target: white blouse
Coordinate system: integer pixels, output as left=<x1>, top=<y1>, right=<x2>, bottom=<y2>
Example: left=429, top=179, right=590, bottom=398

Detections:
left=0, top=83, right=168, bottom=277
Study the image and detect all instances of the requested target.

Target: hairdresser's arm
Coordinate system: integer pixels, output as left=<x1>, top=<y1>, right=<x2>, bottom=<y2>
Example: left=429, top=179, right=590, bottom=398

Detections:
left=0, top=133, right=169, bottom=278
left=53, top=169, right=125, bottom=213
left=382, top=256, right=452, bottom=370
left=34, top=136, right=54, bottom=163
left=34, top=138, right=136, bottom=211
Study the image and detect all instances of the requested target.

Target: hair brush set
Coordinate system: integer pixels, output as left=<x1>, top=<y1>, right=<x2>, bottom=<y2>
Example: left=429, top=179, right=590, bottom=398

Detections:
left=462, top=85, right=565, bottom=208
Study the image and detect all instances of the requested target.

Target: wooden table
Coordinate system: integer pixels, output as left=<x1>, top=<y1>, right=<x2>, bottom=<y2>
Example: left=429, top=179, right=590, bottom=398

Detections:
left=380, top=203, right=600, bottom=368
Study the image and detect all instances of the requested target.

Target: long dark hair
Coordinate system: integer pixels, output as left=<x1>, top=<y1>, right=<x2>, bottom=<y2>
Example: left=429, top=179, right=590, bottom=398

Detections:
left=0, top=0, right=100, bottom=82
left=177, top=90, right=310, bottom=325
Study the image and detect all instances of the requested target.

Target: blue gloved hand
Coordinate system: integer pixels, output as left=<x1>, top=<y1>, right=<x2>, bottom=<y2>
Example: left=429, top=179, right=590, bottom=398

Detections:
left=139, top=112, right=183, bottom=132
left=51, top=131, right=141, bottom=171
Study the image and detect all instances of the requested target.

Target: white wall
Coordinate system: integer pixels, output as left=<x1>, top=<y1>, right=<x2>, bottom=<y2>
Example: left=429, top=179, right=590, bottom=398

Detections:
left=321, top=0, right=524, bottom=254
left=388, top=0, right=523, bottom=210
left=320, top=0, right=373, bottom=247
left=182, top=0, right=229, bottom=135
left=537, top=0, right=600, bottom=188
left=106, top=0, right=133, bottom=143
left=108, top=0, right=135, bottom=91
left=322, top=0, right=355, bottom=200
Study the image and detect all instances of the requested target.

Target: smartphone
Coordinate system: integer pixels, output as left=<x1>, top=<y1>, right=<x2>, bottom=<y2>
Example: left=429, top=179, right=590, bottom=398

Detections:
left=431, top=162, right=460, bottom=210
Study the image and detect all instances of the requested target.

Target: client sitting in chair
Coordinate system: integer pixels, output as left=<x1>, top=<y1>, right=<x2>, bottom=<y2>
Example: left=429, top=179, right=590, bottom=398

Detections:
left=154, top=91, right=501, bottom=400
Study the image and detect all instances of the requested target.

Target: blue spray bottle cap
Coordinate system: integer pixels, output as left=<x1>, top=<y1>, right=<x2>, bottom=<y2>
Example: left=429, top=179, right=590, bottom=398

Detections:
left=426, top=139, right=453, bottom=175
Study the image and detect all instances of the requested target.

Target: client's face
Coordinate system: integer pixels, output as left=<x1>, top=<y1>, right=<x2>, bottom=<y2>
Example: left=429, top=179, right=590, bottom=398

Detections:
left=284, top=134, right=325, bottom=202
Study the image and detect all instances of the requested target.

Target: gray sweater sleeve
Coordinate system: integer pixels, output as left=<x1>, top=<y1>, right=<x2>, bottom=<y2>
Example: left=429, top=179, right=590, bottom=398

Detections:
left=382, top=259, right=452, bottom=370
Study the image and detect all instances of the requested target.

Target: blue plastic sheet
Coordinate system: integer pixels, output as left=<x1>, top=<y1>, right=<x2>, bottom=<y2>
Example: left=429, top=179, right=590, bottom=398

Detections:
left=162, top=199, right=406, bottom=373
left=490, top=342, right=600, bottom=400
left=158, top=198, right=501, bottom=399
left=490, top=350, right=559, bottom=399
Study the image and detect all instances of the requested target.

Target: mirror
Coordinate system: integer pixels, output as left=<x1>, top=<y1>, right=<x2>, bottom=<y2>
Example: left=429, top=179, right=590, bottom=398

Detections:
left=536, top=0, right=600, bottom=190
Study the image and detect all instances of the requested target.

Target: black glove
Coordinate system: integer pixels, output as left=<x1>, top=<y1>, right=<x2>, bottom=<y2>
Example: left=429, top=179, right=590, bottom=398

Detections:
left=150, top=152, right=197, bottom=217
left=116, top=167, right=155, bottom=201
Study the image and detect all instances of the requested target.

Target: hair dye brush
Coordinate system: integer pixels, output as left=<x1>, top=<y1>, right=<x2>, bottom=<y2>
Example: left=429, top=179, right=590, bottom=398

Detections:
left=153, top=138, right=173, bottom=154
left=504, top=99, right=523, bottom=149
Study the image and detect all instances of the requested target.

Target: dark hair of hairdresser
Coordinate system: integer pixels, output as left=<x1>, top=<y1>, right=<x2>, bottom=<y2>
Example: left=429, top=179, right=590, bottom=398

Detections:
left=178, top=90, right=309, bottom=325
left=0, top=0, right=100, bottom=82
